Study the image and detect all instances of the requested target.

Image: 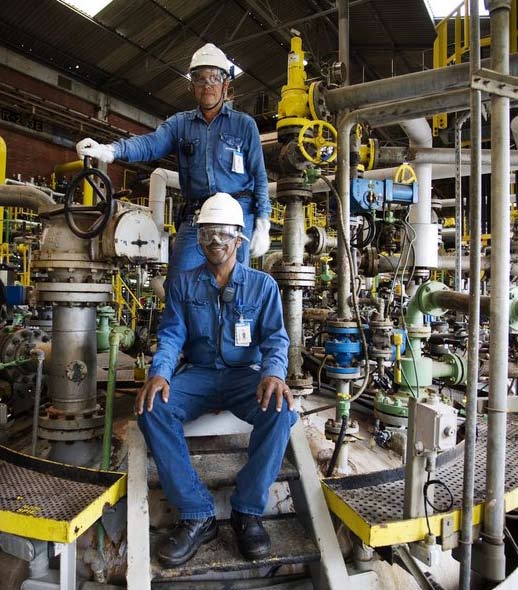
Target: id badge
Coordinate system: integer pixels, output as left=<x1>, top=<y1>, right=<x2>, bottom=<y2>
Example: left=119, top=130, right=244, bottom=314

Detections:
left=235, top=319, right=252, bottom=347
left=232, top=149, right=244, bottom=174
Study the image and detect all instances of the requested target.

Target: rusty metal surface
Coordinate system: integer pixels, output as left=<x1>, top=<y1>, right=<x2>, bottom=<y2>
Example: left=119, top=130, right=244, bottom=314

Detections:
left=324, top=416, right=518, bottom=526
left=0, top=445, right=121, bottom=521
left=148, top=452, right=299, bottom=490
left=150, top=516, right=320, bottom=579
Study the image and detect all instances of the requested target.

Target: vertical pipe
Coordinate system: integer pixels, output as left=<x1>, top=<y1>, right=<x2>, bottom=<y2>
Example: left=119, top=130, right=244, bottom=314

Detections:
left=337, top=0, right=350, bottom=85
left=101, top=330, right=120, bottom=470
left=336, top=0, right=352, bottom=320
left=482, top=0, right=511, bottom=581
left=455, top=112, right=470, bottom=292
left=337, top=118, right=354, bottom=319
left=460, top=3, right=483, bottom=569
left=0, top=136, right=6, bottom=244
left=30, top=349, right=45, bottom=457
left=282, top=199, right=305, bottom=376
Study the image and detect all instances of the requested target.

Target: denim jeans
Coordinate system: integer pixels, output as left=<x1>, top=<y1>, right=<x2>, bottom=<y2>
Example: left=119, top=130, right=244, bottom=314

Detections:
left=138, top=365, right=297, bottom=519
left=167, top=197, right=255, bottom=281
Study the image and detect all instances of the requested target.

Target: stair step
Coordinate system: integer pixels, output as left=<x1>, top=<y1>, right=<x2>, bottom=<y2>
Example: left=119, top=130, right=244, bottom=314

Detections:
left=148, top=452, right=299, bottom=489
left=150, top=515, right=320, bottom=580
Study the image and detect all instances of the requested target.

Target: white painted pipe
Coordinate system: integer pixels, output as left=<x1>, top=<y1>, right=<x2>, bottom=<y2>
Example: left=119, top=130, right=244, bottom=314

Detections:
left=148, top=168, right=180, bottom=233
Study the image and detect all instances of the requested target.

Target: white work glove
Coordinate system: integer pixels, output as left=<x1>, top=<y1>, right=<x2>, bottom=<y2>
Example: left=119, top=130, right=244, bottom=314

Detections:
left=249, top=217, right=271, bottom=257
left=76, top=138, right=115, bottom=163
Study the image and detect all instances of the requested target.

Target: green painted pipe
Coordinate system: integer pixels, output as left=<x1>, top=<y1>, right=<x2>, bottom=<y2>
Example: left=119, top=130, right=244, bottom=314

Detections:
left=101, top=330, right=121, bottom=470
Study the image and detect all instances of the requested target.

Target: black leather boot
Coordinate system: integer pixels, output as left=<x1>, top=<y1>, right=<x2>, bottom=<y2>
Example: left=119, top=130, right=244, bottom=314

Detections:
left=158, top=516, right=218, bottom=567
left=230, top=510, right=271, bottom=560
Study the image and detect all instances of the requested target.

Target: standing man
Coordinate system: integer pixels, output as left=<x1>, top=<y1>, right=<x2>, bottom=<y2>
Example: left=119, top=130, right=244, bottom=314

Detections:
left=135, top=193, right=296, bottom=566
left=76, top=43, right=271, bottom=279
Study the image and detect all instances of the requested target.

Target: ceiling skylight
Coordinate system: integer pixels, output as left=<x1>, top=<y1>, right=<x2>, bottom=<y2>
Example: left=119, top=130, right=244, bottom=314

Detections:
left=425, top=0, right=489, bottom=20
left=61, top=0, right=113, bottom=18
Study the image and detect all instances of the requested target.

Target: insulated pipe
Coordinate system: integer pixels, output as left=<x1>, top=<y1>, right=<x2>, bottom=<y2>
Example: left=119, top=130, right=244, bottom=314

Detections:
left=511, top=115, right=518, bottom=147
left=325, top=54, right=518, bottom=112
left=376, top=254, right=518, bottom=276
left=483, top=1, right=512, bottom=580
left=148, top=168, right=180, bottom=233
left=0, top=184, right=56, bottom=213
left=401, top=119, right=436, bottom=268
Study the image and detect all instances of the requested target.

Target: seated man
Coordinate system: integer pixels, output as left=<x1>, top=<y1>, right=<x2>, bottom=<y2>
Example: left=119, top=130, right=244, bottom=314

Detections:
left=135, top=192, right=297, bottom=566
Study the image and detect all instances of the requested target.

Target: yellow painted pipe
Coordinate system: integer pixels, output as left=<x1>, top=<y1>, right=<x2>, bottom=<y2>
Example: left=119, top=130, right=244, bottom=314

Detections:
left=0, top=136, right=6, bottom=242
left=54, top=159, right=93, bottom=206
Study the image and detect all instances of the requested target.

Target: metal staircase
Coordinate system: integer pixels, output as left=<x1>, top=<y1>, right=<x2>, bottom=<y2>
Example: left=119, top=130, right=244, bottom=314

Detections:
left=127, top=416, right=377, bottom=589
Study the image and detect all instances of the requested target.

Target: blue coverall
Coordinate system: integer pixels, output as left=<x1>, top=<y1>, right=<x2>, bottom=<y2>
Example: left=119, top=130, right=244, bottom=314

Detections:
left=138, top=262, right=297, bottom=519
left=112, top=103, right=270, bottom=279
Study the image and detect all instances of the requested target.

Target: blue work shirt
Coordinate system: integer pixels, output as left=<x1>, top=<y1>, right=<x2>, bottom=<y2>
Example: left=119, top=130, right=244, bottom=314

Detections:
left=112, top=103, right=271, bottom=218
left=149, top=262, right=289, bottom=382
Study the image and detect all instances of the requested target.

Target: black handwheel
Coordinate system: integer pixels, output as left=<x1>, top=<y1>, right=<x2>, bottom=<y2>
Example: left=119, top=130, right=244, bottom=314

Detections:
left=64, top=160, right=114, bottom=239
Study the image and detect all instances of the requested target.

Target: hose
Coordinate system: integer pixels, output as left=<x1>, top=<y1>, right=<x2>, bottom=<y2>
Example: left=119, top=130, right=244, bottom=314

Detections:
left=326, top=415, right=348, bottom=477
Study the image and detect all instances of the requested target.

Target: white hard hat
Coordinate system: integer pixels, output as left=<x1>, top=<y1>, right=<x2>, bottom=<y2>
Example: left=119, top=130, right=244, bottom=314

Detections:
left=196, top=193, right=245, bottom=228
left=189, top=43, right=230, bottom=75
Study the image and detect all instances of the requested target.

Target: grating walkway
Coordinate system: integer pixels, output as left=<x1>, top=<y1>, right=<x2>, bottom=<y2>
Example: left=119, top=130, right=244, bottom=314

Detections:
left=322, top=416, right=518, bottom=547
left=0, top=445, right=126, bottom=543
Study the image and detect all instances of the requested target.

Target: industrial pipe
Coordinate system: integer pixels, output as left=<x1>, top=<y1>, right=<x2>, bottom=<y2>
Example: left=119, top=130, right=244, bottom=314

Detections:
left=483, top=2, right=512, bottom=580
left=325, top=53, right=518, bottom=112
left=454, top=112, right=470, bottom=291
left=401, top=119, right=437, bottom=268
left=148, top=168, right=180, bottom=233
left=30, top=348, right=45, bottom=457
left=0, top=185, right=56, bottom=213
left=54, top=160, right=93, bottom=206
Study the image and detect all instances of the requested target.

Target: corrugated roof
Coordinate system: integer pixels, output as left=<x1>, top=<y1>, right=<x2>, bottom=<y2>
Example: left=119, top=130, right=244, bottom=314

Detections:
left=0, top=0, right=437, bottom=127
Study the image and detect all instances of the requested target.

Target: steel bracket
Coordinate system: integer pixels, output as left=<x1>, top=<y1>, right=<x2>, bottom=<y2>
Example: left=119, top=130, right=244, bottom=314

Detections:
left=472, top=68, right=518, bottom=99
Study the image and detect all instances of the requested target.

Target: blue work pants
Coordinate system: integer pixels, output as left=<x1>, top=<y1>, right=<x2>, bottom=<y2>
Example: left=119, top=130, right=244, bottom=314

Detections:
left=138, top=365, right=297, bottom=519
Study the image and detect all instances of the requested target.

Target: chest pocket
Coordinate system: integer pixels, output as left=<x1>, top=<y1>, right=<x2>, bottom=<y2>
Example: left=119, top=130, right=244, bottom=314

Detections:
left=219, top=133, right=244, bottom=169
left=234, top=304, right=260, bottom=338
left=186, top=299, right=212, bottom=338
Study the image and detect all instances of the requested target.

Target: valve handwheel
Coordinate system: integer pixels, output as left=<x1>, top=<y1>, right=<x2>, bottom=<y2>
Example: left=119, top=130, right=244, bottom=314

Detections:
left=297, top=119, right=338, bottom=165
left=64, top=159, right=114, bottom=239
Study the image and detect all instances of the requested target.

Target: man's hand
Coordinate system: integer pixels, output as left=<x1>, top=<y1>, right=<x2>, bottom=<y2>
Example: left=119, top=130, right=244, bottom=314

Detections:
left=256, top=376, right=294, bottom=412
left=249, top=217, right=271, bottom=257
left=76, top=138, right=115, bottom=163
left=134, top=375, right=170, bottom=415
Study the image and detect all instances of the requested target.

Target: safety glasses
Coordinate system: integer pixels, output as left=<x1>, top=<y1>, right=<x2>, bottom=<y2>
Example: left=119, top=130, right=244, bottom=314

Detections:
left=198, top=225, right=240, bottom=245
left=190, top=71, right=225, bottom=87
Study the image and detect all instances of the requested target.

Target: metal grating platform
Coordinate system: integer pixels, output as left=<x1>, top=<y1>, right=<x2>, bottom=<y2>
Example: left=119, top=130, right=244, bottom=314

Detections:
left=151, top=515, right=320, bottom=580
left=0, top=445, right=127, bottom=543
left=322, top=416, right=518, bottom=547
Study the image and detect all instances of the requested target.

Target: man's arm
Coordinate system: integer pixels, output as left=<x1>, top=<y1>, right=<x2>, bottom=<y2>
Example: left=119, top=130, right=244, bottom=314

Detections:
left=135, top=280, right=187, bottom=413
left=246, top=118, right=270, bottom=219
left=112, top=115, right=180, bottom=162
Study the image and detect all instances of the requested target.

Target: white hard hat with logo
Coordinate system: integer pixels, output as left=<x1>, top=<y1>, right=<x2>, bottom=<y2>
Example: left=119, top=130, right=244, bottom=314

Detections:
left=189, top=43, right=230, bottom=75
left=196, top=193, right=245, bottom=228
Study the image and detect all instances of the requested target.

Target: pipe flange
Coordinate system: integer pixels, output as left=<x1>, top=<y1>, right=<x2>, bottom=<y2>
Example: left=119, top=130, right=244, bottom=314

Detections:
left=305, top=226, right=326, bottom=255
left=272, top=265, right=315, bottom=287
left=360, top=246, right=379, bottom=277
left=326, top=365, right=362, bottom=380
left=309, top=81, right=334, bottom=123
left=286, top=373, right=313, bottom=389
left=38, top=404, right=104, bottom=431
left=276, top=177, right=313, bottom=205
left=407, top=325, right=431, bottom=339
left=327, top=320, right=358, bottom=330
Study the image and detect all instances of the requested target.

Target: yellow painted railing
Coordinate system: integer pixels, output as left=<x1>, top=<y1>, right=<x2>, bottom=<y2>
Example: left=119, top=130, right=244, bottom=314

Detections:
left=269, top=202, right=327, bottom=230
left=112, top=274, right=143, bottom=332
left=433, top=0, right=518, bottom=135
